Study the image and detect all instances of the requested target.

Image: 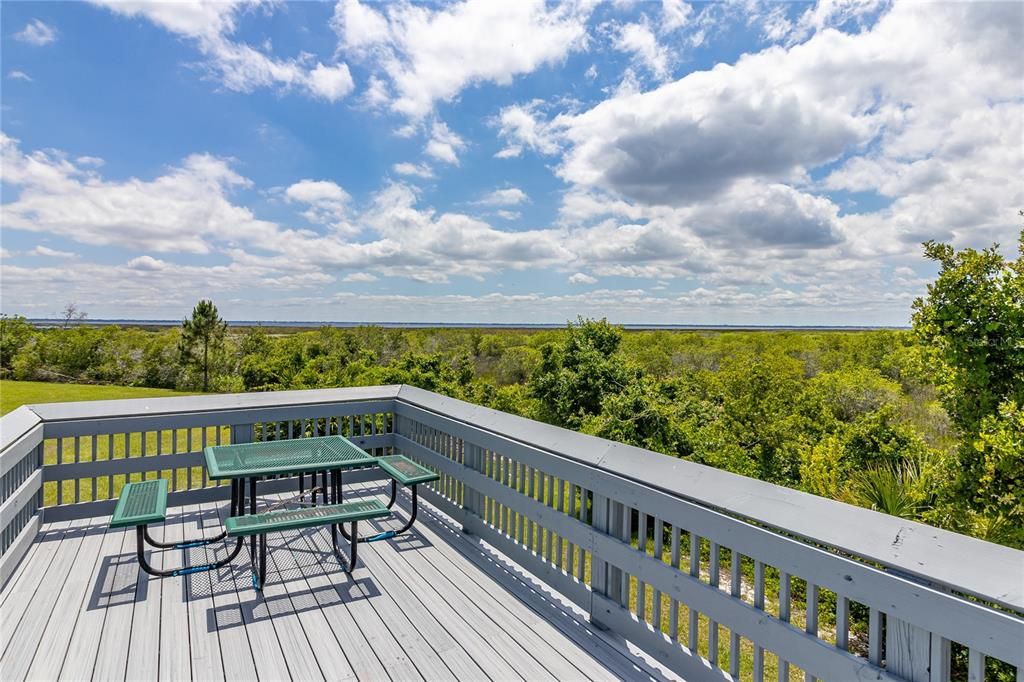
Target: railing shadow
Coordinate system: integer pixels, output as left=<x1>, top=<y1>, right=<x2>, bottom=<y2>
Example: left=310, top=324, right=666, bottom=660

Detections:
left=394, top=487, right=681, bottom=682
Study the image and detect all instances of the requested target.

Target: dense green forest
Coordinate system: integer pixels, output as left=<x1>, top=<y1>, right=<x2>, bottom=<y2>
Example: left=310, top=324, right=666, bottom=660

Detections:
left=2, top=234, right=1021, bottom=550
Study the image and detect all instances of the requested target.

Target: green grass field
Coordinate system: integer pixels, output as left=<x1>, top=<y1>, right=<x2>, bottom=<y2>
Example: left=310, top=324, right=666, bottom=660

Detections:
left=0, top=380, right=189, bottom=415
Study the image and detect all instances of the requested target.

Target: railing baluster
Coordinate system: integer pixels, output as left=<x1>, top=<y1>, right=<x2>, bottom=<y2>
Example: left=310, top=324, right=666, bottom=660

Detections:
left=869, top=608, right=882, bottom=666
left=73, top=436, right=80, bottom=503
left=56, top=437, right=63, bottom=505
left=967, top=648, right=984, bottom=682
left=546, top=474, right=555, bottom=564
left=688, top=531, right=698, bottom=651
left=90, top=434, right=97, bottom=502
left=805, top=581, right=819, bottom=682
left=670, top=525, right=680, bottom=641
left=778, top=571, right=791, bottom=681
left=754, top=560, right=765, bottom=680
left=558, top=478, right=568, bottom=569
left=576, top=486, right=586, bottom=581
left=637, top=511, right=647, bottom=623
left=835, top=594, right=849, bottom=651
left=708, top=541, right=720, bottom=667
left=620, top=504, right=631, bottom=603
left=730, top=549, right=741, bottom=678
left=653, top=518, right=664, bottom=631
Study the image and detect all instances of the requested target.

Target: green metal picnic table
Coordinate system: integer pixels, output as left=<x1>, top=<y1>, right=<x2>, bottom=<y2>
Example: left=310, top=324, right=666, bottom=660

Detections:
left=204, top=435, right=379, bottom=574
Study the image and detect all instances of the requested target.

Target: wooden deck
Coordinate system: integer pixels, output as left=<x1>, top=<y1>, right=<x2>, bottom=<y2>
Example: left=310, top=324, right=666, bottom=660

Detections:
left=0, top=482, right=679, bottom=681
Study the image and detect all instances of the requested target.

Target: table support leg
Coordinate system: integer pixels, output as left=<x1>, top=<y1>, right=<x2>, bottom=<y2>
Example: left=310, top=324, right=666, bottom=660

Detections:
left=249, top=476, right=257, bottom=561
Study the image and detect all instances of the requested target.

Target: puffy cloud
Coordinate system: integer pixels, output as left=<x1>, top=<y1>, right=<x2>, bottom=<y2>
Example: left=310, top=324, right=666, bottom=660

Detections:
left=424, top=121, right=466, bottom=165
left=547, top=0, right=1022, bottom=267
left=15, top=19, right=57, bottom=46
left=392, top=162, right=434, bottom=179
left=569, top=272, right=597, bottom=284
left=476, top=187, right=529, bottom=206
left=284, top=179, right=355, bottom=235
left=493, top=100, right=561, bottom=158
left=333, top=0, right=592, bottom=120
left=7, top=71, right=33, bottom=82
left=306, top=63, right=355, bottom=102
left=611, top=19, right=673, bottom=81
left=1, top=133, right=279, bottom=254
left=660, top=0, right=692, bottom=33
left=91, top=0, right=354, bottom=102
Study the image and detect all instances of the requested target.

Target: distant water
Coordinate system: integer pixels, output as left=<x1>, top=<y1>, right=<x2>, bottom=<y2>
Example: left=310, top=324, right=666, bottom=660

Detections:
left=27, top=319, right=907, bottom=331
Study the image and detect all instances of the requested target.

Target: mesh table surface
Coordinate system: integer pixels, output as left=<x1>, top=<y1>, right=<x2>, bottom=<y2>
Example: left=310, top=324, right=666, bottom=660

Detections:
left=204, top=435, right=376, bottom=479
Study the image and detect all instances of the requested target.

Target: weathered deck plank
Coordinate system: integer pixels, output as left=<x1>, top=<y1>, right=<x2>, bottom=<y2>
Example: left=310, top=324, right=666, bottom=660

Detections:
left=180, top=503, right=226, bottom=681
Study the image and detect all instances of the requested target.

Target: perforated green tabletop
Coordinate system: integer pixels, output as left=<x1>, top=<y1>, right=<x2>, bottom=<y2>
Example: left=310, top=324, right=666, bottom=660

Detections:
left=204, top=435, right=376, bottom=479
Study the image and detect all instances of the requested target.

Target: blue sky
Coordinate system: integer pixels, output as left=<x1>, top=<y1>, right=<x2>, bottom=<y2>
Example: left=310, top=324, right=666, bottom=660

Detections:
left=1, top=0, right=1021, bottom=325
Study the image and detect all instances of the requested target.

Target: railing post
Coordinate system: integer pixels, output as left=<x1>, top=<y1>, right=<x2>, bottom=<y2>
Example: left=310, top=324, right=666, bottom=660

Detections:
left=231, top=424, right=254, bottom=445
left=886, top=616, right=932, bottom=682
left=589, top=492, right=611, bottom=630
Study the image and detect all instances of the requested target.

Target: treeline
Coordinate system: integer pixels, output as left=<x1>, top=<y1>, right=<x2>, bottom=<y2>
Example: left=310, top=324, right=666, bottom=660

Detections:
left=1, top=232, right=1020, bottom=549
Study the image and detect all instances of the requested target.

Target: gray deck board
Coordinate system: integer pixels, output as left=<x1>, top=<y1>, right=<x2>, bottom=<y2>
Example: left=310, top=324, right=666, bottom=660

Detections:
left=24, top=521, right=110, bottom=681
left=0, top=489, right=682, bottom=681
left=58, top=519, right=132, bottom=682
left=196, top=502, right=260, bottom=682
left=0, top=520, right=72, bottom=647
left=1, top=518, right=91, bottom=680
left=157, top=498, right=193, bottom=682
left=180, top=503, right=226, bottom=682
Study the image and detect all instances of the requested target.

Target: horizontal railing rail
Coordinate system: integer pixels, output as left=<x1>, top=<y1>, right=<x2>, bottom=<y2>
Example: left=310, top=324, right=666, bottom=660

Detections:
left=1, top=384, right=1021, bottom=682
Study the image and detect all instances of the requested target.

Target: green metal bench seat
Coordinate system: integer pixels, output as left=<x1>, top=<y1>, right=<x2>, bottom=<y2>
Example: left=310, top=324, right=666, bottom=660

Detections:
left=110, top=477, right=242, bottom=578
left=377, top=455, right=440, bottom=486
left=229, top=499, right=391, bottom=589
left=225, top=499, right=390, bottom=536
left=110, top=479, right=168, bottom=528
left=340, top=454, right=439, bottom=545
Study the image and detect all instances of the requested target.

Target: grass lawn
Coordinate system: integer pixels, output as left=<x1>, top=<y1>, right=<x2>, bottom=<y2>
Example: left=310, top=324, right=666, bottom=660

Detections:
left=1, top=379, right=190, bottom=415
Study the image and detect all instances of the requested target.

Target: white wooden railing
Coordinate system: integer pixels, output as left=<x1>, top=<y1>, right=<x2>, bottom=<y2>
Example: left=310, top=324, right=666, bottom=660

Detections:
left=1, top=385, right=1021, bottom=682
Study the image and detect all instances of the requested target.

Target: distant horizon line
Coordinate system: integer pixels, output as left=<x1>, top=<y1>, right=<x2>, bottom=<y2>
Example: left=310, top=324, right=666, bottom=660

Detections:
left=21, top=318, right=910, bottom=331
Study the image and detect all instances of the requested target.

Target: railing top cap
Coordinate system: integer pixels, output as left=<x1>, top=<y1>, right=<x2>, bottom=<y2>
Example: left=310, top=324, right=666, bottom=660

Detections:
left=395, top=384, right=1024, bottom=613
left=26, top=384, right=402, bottom=422
left=0, top=405, right=42, bottom=450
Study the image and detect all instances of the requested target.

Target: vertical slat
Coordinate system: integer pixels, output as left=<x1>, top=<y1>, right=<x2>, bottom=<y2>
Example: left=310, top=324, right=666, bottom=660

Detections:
left=606, top=499, right=624, bottom=604
left=754, top=560, right=765, bottom=681
left=688, top=531, right=698, bottom=651
left=620, top=504, right=630, bottom=604
left=590, top=493, right=610, bottom=615
left=637, top=512, right=647, bottom=623
left=546, top=474, right=555, bottom=564
left=929, top=633, right=951, bottom=682
left=201, top=427, right=209, bottom=487
left=90, top=434, right=97, bottom=502
left=558, top=479, right=568, bottom=569
left=708, top=542, right=720, bottom=667
left=669, top=526, right=680, bottom=641
left=967, top=649, right=984, bottom=682
left=106, top=434, right=113, bottom=499
left=869, top=608, right=882, bottom=666
left=778, top=571, right=791, bottom=681
left=73, top=436, right=80, bottom=503
left=576, top=486, right=586, bottom=581
left=56, top=437, right=63, bottom=505
left=187, top=428, right=194, bottom=489
left=835, top=595, right=849, bottom=651
left=653, top=518, right=664, bottom=631
left=805, top=581, right=819, bottom=682
left=730, top=550, right=741, bottom=678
